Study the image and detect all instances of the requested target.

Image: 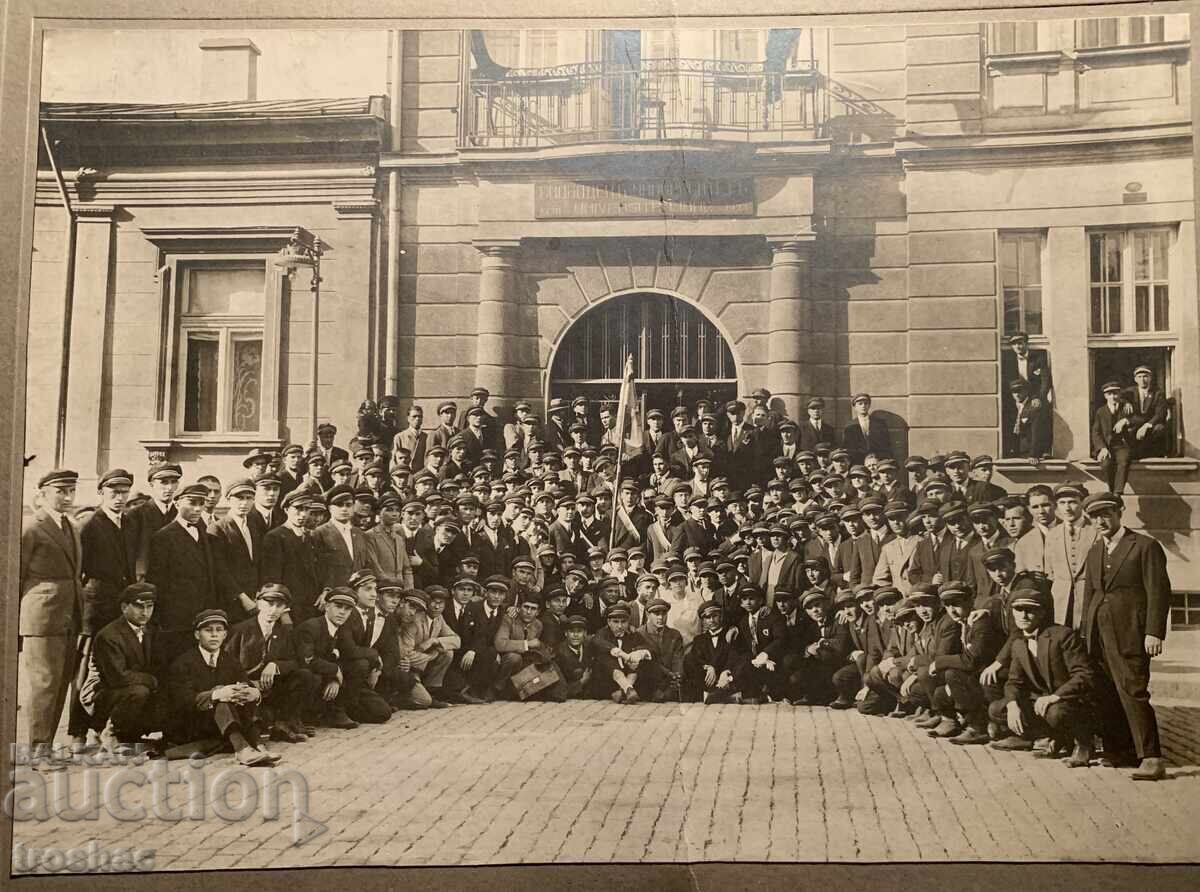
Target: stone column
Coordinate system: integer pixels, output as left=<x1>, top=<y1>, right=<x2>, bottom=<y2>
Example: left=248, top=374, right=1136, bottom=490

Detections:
left=766, top=237, right=814, bottom=420
left=474, top=240, right=523, bottom=401
left=63, top=204, right=116, bottom=481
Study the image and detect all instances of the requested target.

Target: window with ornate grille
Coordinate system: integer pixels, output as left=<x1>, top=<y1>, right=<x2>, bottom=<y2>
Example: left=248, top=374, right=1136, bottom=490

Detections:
left=178, top=263, right=266, bottom=434
left=1000, top=232, right=1044, bottom=336
left=551, top=293, right=736, bottom=383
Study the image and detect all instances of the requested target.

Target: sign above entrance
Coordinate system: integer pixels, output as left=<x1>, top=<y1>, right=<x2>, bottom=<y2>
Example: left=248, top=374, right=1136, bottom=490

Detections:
left=534, top=178, right=755, bottom=220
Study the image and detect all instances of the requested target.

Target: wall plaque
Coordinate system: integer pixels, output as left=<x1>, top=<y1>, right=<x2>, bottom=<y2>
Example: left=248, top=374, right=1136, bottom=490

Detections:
left=534, top=178, right=756, bottom=219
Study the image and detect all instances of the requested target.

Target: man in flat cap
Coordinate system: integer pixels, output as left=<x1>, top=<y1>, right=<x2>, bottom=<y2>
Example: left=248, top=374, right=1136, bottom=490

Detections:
left=842, top=393, right=892, bottom=467
left=798, top=397, right=838, bottom=453
left=459, top=575, right=513, bottom=701
left=80, top=468, right=139, bottom=637
left=638, top=598, right=685, bottom=702
left=311, top=485, right=370, bottom=591
left=1092, top=380, right=1137, bottom=494
left=394, top=404, right=428, bottom=472
left=260, top=490, right=324, bottom=623
left=684, top=600, right=751, bottom=703
left=167, top=609, right=279, bottom=766
left=590, top=601, right=655, bottom=703
left=315, top=421, right=349, bottom=469
left=988, top=579, right=1095, bottom=768
left=1125, top=365, right=1169, bottom=459
left=209, top=478, right=262, bottom=623
left=224, top=584, right=319, bottom=742
left=1042, top=483, right=1097, bottom=629
left=1001, top=331, right=1053, bottom=458
left=130, top=462, right=181, bottom=578
left=91, top=582, right=165, bottom=753
left=146, top=482, right=227, bottom=662
left=1080, top=492, right=1170, bottom=780
left=555, top=615, right=594, bottom=699
left=430, top=401, right=460, bottom=452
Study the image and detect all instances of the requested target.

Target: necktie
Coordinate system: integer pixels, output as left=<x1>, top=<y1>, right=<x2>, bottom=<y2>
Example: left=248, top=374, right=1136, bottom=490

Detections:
left=208, top=651, right=217, bottom=669
left=239, top=520, right=254, bottom=559
left=60, top=516, right=76, bottom=560
left=364, top=609, right=375, bottom=642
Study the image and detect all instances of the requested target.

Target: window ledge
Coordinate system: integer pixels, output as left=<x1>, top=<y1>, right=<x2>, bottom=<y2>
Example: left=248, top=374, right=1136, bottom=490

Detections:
left=1074, top=41, right=1190, bottom=67
left=986, top=50, right=1066, bottom=74
left=995, top=457, right=1200, bottom=474
left=140, top=436, right=287, bottom=451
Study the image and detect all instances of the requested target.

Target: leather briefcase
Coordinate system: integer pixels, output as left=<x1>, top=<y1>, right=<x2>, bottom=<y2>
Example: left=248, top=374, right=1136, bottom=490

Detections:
left=511, top=662, right=562, bottom=701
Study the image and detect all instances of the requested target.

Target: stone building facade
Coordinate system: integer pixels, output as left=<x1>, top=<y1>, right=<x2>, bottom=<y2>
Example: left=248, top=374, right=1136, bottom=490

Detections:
left=26, top=17, right=1200, bottom=615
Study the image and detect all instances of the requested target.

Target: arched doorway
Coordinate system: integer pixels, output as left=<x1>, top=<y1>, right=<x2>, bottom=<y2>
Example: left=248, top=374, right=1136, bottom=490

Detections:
left=549, top=291, right=739, bottom=414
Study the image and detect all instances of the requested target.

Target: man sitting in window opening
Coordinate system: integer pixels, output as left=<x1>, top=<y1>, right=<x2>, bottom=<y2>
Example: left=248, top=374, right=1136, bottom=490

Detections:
left=1001, top=332, right=1052, bottom=460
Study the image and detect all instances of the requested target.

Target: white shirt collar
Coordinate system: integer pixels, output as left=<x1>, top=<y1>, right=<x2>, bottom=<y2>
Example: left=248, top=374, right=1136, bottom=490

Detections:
left=104, top=507, right=124, bottom=526
left=1104, top=526, right=1127, bottom=551
left=44, top=507, right=66, bottom=527
left=257, top=612, right=275, bottom=638
left=199, top=646, right=218, bottom=666
left=325, top=618, right=340, bottom=638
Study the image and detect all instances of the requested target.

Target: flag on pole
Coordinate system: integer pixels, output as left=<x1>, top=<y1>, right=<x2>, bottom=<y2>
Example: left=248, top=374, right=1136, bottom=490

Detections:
left=608, top=354, right=640, bottom=549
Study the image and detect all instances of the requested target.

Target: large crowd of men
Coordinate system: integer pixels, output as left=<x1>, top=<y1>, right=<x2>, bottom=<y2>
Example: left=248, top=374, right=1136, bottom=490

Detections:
left=19, top=382, right=1172, bottom=781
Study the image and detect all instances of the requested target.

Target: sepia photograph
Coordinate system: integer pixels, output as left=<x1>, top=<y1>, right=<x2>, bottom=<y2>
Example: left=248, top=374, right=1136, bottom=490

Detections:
left=6, top=2, right=1200, bottom=880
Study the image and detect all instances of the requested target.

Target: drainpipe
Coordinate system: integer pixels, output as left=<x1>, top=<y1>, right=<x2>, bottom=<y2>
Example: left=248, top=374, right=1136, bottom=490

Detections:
left=41, top=126, right=75, bottom=468
left=385, top=29, right=404, bottom=395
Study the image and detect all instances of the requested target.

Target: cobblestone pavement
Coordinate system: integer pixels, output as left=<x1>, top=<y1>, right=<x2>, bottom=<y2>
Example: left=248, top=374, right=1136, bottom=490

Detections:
left=11, top=699, right=1200, bottom=872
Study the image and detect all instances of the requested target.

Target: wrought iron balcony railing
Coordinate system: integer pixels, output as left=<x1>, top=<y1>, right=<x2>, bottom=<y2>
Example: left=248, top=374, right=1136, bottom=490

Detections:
left=463, top=57, right=825, bottom=148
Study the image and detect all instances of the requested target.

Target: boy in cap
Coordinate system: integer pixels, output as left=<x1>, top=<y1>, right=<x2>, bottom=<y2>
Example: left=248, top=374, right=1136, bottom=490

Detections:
left=130, top=462, right=181, bottom=578
left=337, top=570, right=406, bottom=718
left=590, top=602, right=655, bottom=704
left=1126, top=365, right=1169, bottom=459
left=830, top=588, right=871, bottom=709
left=460, top=576, right=512, bottom=702
left=392, top=589, right=452, bottom=709
left=260, top=491, right=323, bottom=623
left=864, top=596, right=923, bottom=717
left=224, top=584, right=319, bottom=743
left=493, top=589, right=560, bottom=700
left=684, top=600, right=750, bottom=703
left=92, top=582, right=166, bottom=752
left=312, top=485, right=370, bottom=591
left=855, top=586, right=900, bottom=714
left=988, top=580, right=1095, bottom=768
left=364, top=491, right=415, bottom=590
left=556, top=616, right=594, bottom=699
left=167, top=609, right=279, bottom=766
left=1092, top=380, right=1136, bottom=493
left=843, top=392, right=892, bottom=467
left=81, top=468, right=139, bottom=637
left=904, top=584, right=962, bottom=728
left=786, top=590, right=849, bottom=706
left=209, top=477, right=261, bottom=622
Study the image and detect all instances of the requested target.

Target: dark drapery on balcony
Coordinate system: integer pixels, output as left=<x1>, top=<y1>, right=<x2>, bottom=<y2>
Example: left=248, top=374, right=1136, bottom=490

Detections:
left=464, top=56, right=824, bottom=148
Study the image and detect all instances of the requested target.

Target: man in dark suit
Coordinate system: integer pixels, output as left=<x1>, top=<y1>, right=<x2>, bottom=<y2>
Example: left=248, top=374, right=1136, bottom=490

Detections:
left=987, top=582, right=1095, bottom=767
left=639, top=598, right=685, bottom=702
left=473, top=499, right=516, bottom=581
left=965, top=455, right=1007, bottom=503
left=610, top=481, right=652, bottom=552
left=223, top=584, right=319, bottom=742
left=315, top=421, right=350, bottom=470
left=668, top=426, right=714, bottom=481
left=1001, top=332, right=1053, bottom=458
left=129, top=462, right=181, bottom=579
left=167, top=608, right=279, bottom=765
left=841, top=393, right=892, bottom=466
left=797, top=397, right=838, bottom=452
left=247, top=472, right=287, bottom=540
left=210, top=478, right=262, bottom=622
left=721, top=400, right=760, bottom=490
left=732, top=585, right=789, bottom=702
left=81, top=468, right=139, bottom=635
left=146, top=483, right=228, bottom=662
left=963, top=506, right=1012, bottom=603
left=684, top=600, right=751, bottom=703
left=846, top=497, right=892, bottom=587
left=1125, top=365, right=1170, bottom=459
left=260, top=491, right=324, bottom=623
left=1080, top=492, right=1170, bottom=781
left=292, top=589, right=362, bottom=728
left=588, top=601, right=656, bottom=703
left=1005, top=379, right=1051, bottom=459
left=926, top=580, right=1006, bottom=745
left=276, top=444, right=307, bottom=500
left=555, top=615, right=594, bottom=699
left=337, top=572, right=405, bottom=719
left=460, top=576, right=511, bottom=701
left=1092, top=380, right=1136, bottom=494
left=311, top=485, right=370, bottom=591
left=92, top=582, right=165, bottom=749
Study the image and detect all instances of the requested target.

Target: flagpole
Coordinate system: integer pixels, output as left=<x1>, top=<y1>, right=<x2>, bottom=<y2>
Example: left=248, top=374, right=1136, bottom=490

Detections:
left=608, top=354, right=635, bottom=550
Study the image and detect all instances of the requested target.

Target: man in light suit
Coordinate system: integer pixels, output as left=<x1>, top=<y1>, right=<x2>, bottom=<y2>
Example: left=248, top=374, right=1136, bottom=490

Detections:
left=1043, top=483, right=1098, bottom=629
left=1080, top=491, right=1170, bottom=780
left=20, top=469, right=84, bottom=764
left=1014, top=484, right=1057, bottom=576
left=311, top=484, right=370, bottom=591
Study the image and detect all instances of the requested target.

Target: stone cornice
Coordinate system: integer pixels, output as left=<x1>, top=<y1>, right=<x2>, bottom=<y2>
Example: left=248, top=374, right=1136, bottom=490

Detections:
left=333, top=198, right=381, bottom=221
left=73, top=203, right=117, bottom=221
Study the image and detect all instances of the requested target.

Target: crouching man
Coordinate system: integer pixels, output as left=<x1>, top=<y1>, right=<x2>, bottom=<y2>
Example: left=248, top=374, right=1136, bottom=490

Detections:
left=639, top=598, right=685, bottom=702
left=555, top=615, right=594, bottom=698
left=93, top=582, right=166, bottom=754
left=224, top=583, right=320, bottom=743
left=494, top=591, right=563, bottom=701
left=683, top=600, right=750, bottom=704
left=590, top=602, right=655, bottom=704
left=293, top=588, right=371, bottom=729
left=168, top=609, right=280, bottom=766
left=987, top=581, right=1094, bottom=767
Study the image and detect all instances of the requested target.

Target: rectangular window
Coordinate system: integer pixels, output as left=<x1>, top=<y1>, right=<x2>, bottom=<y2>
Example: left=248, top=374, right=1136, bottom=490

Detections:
left=1077, top=16, right=1165, bottom=49
left=719, top=30, right=761, bottom=63
left=999, top=232, right=1044, bottom=335
left=990, top=22, right=1038, bottom=55
left=1088, top=228, right=1172, bottom=335
left=1088, top=345, right=1175, bottom=455
left=178, top=262, right=267, bottom=435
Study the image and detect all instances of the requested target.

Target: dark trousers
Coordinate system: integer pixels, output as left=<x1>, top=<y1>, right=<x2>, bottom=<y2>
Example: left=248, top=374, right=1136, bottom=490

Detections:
left=1101, top=446, right=1133, bottom=495
left=467, top=646, right=502, bottom=694
left=339, top=658, right=392, bottom=724
left=97, top=683, right=165, bottom=743
left=788, top=659, right=839, bottom=705
left=260, top=668, right=319, bottom=724
left=832, top=662, right=863, bottom=702
left=590, top=661, right=656, bottom=700
left=987, top=697, right=1093, bottom=744
left=1094, top=603, right=1161, bottom=758
left=943, top=668, right=988, bottom=727
left=863, top=664, right=903, bottom=711
left=172, top=700, right=259, bottom=748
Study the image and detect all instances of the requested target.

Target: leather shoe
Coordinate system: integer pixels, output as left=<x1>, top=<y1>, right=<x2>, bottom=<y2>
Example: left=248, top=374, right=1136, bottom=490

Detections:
left=916, top=713, right=943, bottom=729
left=949, top=728, right=991, bottom=746
left=1100, top=751, right=1138, bottom=768
left=928, top=718, right=962, bottom=738
left=1066, top=742, right=1093, bottom=768
left=829, top=698, right=855, bottom=710
left=624, top=689, right=641, bottom=705
left=906, top=707, right=929, bottom=722
left=428, top=699, right=452, bottom=709
left=458, top=689, right=487, bottom=705
left=325, top=711, right=358, bottom=730
left=887, top=706, right=908, bottom=719
left=269, top=725, right=305, bottom=744
left=1131, top=757, right=1166, bottom=781
left=991, top=735, right=1034, bottom=752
